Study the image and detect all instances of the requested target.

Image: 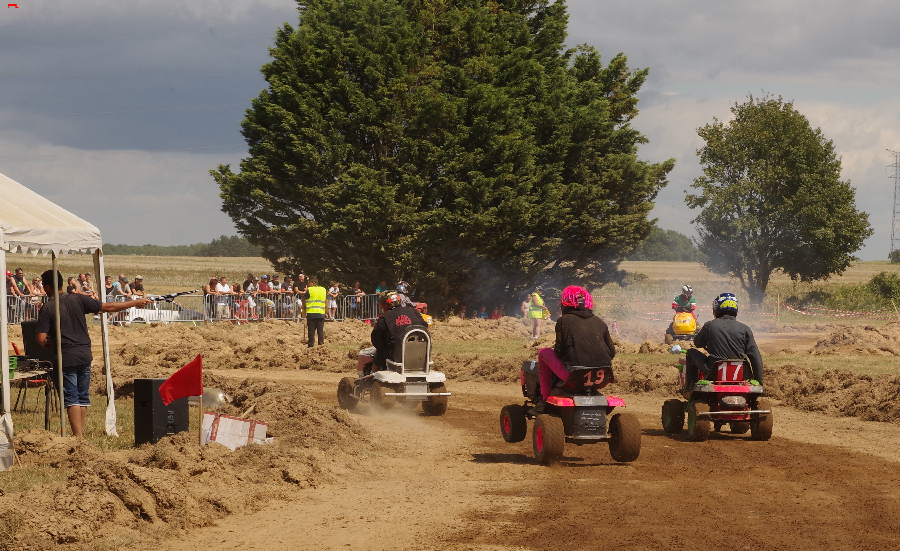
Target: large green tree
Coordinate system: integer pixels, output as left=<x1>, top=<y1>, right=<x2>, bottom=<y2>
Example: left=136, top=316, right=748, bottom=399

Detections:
left=212, top=0, right=673, bottom=310
left=687, top=94, right=872, bottom=305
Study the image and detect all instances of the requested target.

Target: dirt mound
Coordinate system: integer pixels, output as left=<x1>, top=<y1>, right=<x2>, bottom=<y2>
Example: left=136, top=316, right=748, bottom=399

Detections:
left=809, top=322, right=900, bottom=356
left=1, top=379, right=372, bottom=549
left=765, top=363, right=900, bottom=423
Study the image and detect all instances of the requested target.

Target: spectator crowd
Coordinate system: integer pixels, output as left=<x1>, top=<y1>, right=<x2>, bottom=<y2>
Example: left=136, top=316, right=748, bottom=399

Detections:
left=7, top=267, right=540, bottom=326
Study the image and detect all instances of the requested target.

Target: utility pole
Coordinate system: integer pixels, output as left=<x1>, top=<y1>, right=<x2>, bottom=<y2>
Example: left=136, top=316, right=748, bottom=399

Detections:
left=889, top=150, right=900, bottom=262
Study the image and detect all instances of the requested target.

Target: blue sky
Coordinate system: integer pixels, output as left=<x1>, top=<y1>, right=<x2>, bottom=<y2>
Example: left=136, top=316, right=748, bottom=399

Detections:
left=1, top=0, right=897, bottom=260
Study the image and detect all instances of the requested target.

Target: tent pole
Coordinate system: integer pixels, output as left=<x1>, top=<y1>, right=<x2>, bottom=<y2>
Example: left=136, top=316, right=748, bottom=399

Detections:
left=0, top=247, right=14, bottom=471
left=0, top=248, right=10, bottom=416
left=51, top=254, right=65, bottom=436
left=94, top=250, right=117, bottom=436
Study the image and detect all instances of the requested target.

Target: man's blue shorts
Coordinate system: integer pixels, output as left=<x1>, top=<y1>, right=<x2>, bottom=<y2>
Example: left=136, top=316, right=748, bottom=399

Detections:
left=62, top=363, right=91, bottom=408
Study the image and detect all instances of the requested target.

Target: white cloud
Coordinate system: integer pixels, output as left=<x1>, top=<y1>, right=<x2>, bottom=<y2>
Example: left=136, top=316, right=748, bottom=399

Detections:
left=0, top=136, right=245, bottom=245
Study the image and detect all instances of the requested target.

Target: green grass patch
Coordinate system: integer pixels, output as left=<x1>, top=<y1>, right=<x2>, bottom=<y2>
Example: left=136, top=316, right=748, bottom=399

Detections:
left=0, top=464, right=72, bottom=493
left=433, top=339, right=532, bottom=356
left=12, top=392, right=138, bottom=452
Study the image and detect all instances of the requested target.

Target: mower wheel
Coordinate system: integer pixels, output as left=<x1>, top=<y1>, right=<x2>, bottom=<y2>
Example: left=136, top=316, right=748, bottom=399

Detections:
left=370, top=382, right=395, bottom=410
left=500, top=404, right=528, bottom=443
left=661, top=399, right=685, bottom=434
left=337, top=377, right=357, bottom=411
left=730, top=421, right=751, bottom=434
left=687, top=401, right=711, bottom=442
left=533, top=415, right=565, bottom=465
left=608, top=413, right=641, bottom=463
left=421, top=384, right=448, bottom=416
left=750, top=399, right=773, bottom=441
left=664, top=333, right=675, bottom=345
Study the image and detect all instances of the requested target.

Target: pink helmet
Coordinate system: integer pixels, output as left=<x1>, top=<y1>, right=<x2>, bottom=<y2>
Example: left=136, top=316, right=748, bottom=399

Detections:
left=560, top=285, right=593, bottom=309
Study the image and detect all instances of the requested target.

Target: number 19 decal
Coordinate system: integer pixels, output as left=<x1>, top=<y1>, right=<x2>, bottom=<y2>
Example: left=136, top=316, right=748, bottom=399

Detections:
left=583, top=369, right=606, bottom=386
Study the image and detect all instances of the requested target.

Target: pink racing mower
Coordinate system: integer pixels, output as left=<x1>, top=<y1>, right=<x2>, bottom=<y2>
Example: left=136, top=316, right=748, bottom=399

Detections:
left=499, top=360, right=641, bottom=465
left=662, top=345, right=773, bottom=442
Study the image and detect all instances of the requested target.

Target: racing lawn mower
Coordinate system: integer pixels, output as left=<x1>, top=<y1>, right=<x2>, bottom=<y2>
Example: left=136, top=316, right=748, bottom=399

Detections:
left=337, top=325, right=450, bottom=415
left=499, top=360, right=641, bottom=465
left=662, top=346, right=773, bottom=442
left=664, top=309, right=697, bottom=345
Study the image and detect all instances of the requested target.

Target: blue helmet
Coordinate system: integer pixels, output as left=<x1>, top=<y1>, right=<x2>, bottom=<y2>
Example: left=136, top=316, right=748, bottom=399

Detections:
left=712, top=293, right=738, bottom=318
left=396, top=281, right=410, bottom=295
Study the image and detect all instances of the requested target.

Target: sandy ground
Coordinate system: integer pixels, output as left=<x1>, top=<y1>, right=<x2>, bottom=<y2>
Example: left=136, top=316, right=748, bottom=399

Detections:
left=155, top=366, right=900, bottom=551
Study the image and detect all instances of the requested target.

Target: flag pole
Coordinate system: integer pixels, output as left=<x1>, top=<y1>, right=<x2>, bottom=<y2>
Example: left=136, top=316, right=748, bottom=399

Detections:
left=198, top=394, right=203, bottom=447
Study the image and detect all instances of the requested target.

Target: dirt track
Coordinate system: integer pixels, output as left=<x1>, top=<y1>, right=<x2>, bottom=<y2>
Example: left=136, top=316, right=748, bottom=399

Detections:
left=157, top=370, right=900, bottom=551
left=5, top=321, right=900, bottom=550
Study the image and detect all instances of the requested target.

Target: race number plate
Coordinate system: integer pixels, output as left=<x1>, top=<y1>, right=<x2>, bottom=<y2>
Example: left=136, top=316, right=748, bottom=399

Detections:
left=405, top=383, right=428, bottom=395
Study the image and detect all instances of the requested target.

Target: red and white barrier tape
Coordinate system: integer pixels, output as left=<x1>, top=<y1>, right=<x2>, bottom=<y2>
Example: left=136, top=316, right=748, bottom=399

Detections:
left=780, top=303, right=899, bottom=320
left=798, top=305, right=894, bottom=314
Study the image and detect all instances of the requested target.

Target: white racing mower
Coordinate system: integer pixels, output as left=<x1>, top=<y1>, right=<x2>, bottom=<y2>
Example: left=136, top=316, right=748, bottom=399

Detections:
left=337, top=326, right=450, bottom=415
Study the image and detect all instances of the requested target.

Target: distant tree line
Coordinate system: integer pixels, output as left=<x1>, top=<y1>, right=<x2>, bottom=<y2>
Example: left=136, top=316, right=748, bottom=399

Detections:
left=627, top=227, right=706, bottom=262
left=103, top=235, right=262, bottom=257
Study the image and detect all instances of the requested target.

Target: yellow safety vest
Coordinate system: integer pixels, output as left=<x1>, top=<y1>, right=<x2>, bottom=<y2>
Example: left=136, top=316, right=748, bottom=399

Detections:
left=306, top=286, right=327, bottom=315
left=528, top=292, right=545, bottom=319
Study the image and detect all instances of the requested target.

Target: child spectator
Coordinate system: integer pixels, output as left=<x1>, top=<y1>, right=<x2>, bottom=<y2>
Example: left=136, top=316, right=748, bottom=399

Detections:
left=350, top=281, right=364, bottom=319
left=489, top=307, right=501, bottom=320
left=327, top=281, right=339, bottom=320
left=281, top=275, right=295, bottom=318
left=477, top=306, right=489, bottom=319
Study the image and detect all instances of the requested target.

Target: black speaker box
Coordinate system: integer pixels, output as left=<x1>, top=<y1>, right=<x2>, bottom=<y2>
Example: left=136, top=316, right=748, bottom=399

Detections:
left=134, top=378, right=189, bottom=446
left=21, top=320, right=59, bottom=364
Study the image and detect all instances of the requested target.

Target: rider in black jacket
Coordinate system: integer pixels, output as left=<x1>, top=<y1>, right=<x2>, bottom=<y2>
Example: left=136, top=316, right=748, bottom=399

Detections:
left=683, top=293, right=763, bottom=397
left=371, top=290, right=426, bottom=370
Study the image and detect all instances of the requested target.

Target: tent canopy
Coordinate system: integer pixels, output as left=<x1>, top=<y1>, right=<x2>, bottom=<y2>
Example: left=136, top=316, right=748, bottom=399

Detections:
left=0, top=172, right=102, bottom=255
left=1, top=170, right=113, bottom=470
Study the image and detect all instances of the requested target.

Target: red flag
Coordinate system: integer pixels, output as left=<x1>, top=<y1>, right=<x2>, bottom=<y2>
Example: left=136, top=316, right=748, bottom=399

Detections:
left=159, top=354, right=203, bottom=406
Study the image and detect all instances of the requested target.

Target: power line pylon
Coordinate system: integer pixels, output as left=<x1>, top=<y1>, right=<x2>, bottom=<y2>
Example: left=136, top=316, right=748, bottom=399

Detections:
left=889, top=150, right=900, bottom=261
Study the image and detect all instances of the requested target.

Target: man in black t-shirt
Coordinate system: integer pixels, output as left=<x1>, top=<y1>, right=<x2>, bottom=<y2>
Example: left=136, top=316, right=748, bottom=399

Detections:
left=36, top=270, right=149, bottom=437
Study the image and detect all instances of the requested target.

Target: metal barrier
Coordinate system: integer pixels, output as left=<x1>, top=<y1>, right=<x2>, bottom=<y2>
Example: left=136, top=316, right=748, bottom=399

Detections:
left=338, top=293, right=379, bottom=321
left=4, top=291, right=383, bottom=325
left=199, top=292, right=304, bottom=323
left=3, top=295, right=43, bottom=324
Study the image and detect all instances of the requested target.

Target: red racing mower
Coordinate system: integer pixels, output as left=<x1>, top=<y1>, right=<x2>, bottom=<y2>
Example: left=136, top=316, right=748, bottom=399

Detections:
left=499, top=360, right=641, bottom=465
left=662, top=346, right=773, bottom=442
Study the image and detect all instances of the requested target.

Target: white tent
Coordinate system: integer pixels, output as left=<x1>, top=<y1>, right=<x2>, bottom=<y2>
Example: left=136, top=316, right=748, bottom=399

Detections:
left=0, top=171, right=116, bottom=471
